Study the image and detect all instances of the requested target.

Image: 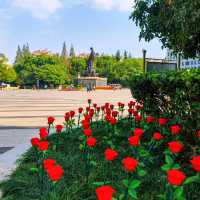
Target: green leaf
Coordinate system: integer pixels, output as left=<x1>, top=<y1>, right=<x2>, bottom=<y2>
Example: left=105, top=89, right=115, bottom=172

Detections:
left=93, top=182, right=107, bottom=186
left=173, top=164, right=181, bottom=169
left=165, top=155, right=174, bottom=165
left=138, top=169, right=146, bottom=177
left=156, top=194, right=165, bottom=199
left=30, top=167, right=39, bottom=173
left=139, top=149, right=149, bottom=157
left=161, top=164, right=171, bottom=171
left=129, top=180, right=141, bottom=189
left=128, top=189, right=137, bottom=199
left=174, top=186, right=184, bottom=199
left=122, top=179, right=129, bottom=187
left=90, top=160, right=97, bottom=166
left=119, top=194, right=125, bottom=200
left=183, top=176, right=200, bottom=185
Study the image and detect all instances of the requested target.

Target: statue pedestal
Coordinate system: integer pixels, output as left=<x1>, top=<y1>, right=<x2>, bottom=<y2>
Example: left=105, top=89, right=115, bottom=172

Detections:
left=77, top=76, right=107, bottom=88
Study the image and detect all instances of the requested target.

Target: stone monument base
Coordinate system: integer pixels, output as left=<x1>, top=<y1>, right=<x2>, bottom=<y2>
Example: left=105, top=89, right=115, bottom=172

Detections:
left=77, top=76, right=107, bottom=89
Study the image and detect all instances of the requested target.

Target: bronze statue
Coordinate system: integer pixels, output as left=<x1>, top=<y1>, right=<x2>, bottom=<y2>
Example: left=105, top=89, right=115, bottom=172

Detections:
left=87, top=47, right=95, bottom=76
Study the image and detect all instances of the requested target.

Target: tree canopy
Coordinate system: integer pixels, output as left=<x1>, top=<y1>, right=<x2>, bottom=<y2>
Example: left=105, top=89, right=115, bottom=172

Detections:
left=0, top=55, right=16, bottom=83
left=14, top=54, right=70, bottom=87
left=130, top=0, right=200, bottom=58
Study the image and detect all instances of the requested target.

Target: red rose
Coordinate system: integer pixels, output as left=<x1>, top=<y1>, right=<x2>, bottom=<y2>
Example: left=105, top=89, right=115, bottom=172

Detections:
left=70, top=111, right=75, bottom=118
left=136, top=104, right=143, bottom=110
left=158, top=118, right=167, bottom=126
left=96, top=185, right=115, bottom=200
left=130, top=100, right=136, bottom=106
left=110, top=104, right=114, bottom=110
left=131, top=110, right=138, bottom=116
left=43, top=159, right=56, bottom=170
left=128, top=108, right=133, bottom=114
left=105, top=148, right=118, bottom=161
left=128, top=136, right=140, bottom=147
left=167, top=169, right=186, bottom=186
left=88, top=99, right=92, bottom=104
left=64, top=112, right=70, bottom=121
left=135, top=114, right=142, bottom=122
left=190, top=156, right=200, bottom=172
left=93, top=103, right=97, bottom=108
left=47, top=165, right=64, bottom=182
left=128, top=103, right=132, bottom=108
left=112, top=111, right=118, bottom=117
left=170, top=125, right=181, bottom=135
left=39, top=127, right=48, bottom=139
left=84, top=114, right=91, bottom=121
left=86, top=107, right=90, bottom=112
left=83, top=128, right=92, bottom=137
left=96, top=107, right=100, bottom=112
left=78, top=107, right=83, bottom=113
left=48, top=116, right=55, bottom=124
left=106, top=108, right=111, bottom=116
left=38, top=141, right=49, bottom=151
left=168, top=141, right=183, bottom=153
left=56, top=125, right=63, bottom=133
left=82, top=120, right=90, bottom=129
left=153, top=132, right=163, bottom=140
left=109, top=117, right=117, bottom=125
left=197, top=130, right=200, bottom=138
left=105, top=103, right=109, bottom=108
left=31, top=137, right=40, bottom=146
left=101, top=105, right=105, bottom=111
left=89, top=109, right=94, bottom=117
left=146, top=116, right=154, bottom=124
left=133, top=128, right=143, bottom=138
left=120, top=103, right=125, bottom=108
left=86, top=137, right=97, bottom=147
left=122, top=157, right=138, bottom=172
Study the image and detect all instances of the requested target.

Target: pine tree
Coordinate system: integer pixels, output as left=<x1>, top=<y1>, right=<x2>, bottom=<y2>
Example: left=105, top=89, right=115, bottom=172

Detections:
left=14, top=45, right=22, bottom=64
left=115, top=50, right=121, bottom=61
left=61, top=42, right=68, bottom=58
left=26, top=43, right=30, bottom=54
left=128, top=52, right=132, bottom=58
left=69, top=44, right=75, bottom=57
left=124, top=50, right=128, bottom=59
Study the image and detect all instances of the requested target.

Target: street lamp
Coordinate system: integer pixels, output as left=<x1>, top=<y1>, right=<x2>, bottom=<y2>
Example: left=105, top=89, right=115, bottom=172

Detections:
left=142, top=49, right=147, bottom=74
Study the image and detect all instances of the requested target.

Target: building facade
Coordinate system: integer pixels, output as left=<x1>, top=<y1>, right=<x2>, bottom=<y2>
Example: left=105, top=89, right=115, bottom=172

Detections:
left=166, top=49, right=200, bottom=69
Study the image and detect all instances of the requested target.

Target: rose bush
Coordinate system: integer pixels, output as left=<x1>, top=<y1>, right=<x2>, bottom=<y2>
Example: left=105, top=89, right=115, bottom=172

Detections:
left=0, top=98, right=199, bottom=200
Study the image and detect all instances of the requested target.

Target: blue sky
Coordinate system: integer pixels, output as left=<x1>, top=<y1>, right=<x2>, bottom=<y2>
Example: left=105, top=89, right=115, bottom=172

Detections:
left=0, top=0, right=166, bottom=63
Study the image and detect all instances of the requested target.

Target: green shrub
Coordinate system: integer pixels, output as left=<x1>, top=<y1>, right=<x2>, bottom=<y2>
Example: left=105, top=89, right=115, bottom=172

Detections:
left=129, top=69, right=200, bottom=145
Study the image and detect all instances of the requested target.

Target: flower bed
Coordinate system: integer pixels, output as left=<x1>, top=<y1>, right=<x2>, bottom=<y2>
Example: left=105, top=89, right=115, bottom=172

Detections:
left=0, top=99, right=199, bottom=200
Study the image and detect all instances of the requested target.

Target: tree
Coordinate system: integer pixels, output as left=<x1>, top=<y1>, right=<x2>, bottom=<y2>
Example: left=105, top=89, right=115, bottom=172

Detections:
left=110, top=58, right=143, bottom=86
left=128, top=52, right=132, bottom=58
left=14, top=54, right=70, bottom=87
left=61, top=42, right=68, bottom=58
left=130, top=0, right=200, bottom=58
left=115, top=50, right=121, bottom=61
left=0, top=55, right=16, bottom=83
left=70, top=57, right=87, bottom=78
left=124, top=50, right=128, bottom=59
left=15, top=45, right=22, bottom=64
left=22, top=43, right=30, bottom=57
left=69, top=44, right=75, bottom=57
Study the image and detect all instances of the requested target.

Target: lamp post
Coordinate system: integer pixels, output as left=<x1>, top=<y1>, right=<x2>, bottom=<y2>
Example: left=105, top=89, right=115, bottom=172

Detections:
left=142, top=49, right=147, bottom=74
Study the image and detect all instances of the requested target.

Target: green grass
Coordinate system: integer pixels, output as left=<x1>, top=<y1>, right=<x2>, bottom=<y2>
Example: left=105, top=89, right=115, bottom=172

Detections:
left=0, top=120, right=199, bottom=200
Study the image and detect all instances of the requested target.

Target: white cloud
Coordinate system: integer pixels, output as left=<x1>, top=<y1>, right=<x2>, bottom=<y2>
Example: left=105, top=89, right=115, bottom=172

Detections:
left=8, top=0, right=133, bottom=20
left=89, top=0, right=134, bottom=11
left=10, top=0, right=63, bottom=20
